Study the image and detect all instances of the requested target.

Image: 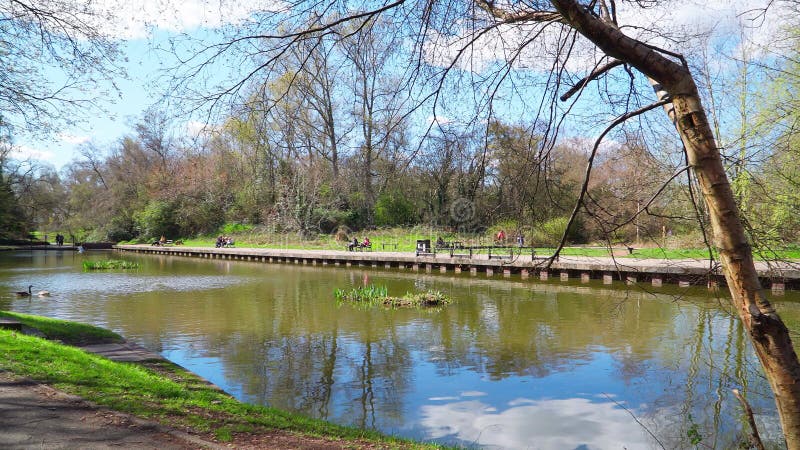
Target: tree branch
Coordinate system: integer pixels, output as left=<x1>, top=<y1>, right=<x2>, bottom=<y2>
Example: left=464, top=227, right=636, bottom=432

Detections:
left=547, top=98, right=671, bottom=267
left=559, top=59, right=624, bottom=101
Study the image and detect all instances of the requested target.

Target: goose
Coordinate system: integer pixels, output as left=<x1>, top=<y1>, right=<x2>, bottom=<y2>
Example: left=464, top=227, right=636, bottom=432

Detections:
left=37, top=290, right=51, bottom=297
left=15, top=285, right=33, bottom=297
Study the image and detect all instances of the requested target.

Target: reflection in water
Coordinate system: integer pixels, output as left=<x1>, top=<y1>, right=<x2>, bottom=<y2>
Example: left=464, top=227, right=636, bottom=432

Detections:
left=1, top=250, right=796, bottom=449
left=420, top=396, right=653, bottom=449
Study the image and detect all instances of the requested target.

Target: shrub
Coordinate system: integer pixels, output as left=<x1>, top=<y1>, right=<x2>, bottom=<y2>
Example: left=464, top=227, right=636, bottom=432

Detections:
left=220, top=222, right=253, bottom=235
left=134, top=200, right=179, bottom=240
left=374, top=192, right=416, bottom=227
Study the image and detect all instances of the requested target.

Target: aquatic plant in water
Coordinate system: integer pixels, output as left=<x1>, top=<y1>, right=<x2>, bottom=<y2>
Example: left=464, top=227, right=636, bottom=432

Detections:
left=334, top=284, right=450, bottom=307
left=82, top=260, right=140, bottom=270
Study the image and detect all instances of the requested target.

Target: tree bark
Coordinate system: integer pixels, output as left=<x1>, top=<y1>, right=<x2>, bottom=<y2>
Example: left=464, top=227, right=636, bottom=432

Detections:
left=548, top=1, right=800, bottom=446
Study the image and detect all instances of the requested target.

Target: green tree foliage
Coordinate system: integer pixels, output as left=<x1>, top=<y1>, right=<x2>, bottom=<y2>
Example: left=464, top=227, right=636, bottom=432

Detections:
left=134, top=200, right=179, bottom=240
left=374, top=191, right=416, bottom=227
left=748, top=37, right=800, bottom=244
left=0, top=170, right=25, bottom=239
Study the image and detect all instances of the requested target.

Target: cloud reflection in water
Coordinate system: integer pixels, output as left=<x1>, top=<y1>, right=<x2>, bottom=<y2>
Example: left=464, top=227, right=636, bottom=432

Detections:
left=420, top=395, right=654, bottom=449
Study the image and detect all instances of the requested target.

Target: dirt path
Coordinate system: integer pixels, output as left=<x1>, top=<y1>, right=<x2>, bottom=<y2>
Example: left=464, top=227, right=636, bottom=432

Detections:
left=0, top=371, right=223, bottom=449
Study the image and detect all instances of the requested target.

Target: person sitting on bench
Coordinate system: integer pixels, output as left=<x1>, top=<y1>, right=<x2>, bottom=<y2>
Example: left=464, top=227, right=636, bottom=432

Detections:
left=361, top=237, right=371, bottom=249
left=348, top=237, right=359, bottom=251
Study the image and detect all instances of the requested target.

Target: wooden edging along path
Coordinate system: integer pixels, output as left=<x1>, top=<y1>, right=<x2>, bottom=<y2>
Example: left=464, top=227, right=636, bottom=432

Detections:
left=113, top=244, right=800, bottom=293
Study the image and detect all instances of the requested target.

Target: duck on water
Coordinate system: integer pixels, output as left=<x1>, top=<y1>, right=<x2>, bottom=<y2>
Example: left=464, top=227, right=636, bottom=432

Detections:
left=14, top=286, right=50, bottom=297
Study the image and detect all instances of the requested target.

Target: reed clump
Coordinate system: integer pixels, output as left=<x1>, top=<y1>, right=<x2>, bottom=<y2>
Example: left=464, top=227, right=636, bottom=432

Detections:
left=82, top=260, right=140, bottom=270
left=334, top=284, right=450, bottom=307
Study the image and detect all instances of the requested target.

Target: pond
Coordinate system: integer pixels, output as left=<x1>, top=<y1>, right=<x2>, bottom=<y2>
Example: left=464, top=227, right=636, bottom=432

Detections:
left=2, top=249, right=798, bottom=449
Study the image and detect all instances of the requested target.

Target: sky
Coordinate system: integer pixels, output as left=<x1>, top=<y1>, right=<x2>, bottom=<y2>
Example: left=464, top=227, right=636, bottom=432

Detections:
left=10, top=0, right=282, bottom=169
left=9, top=0, right=793, bottom=170
left=13, top=39, right=160, bottom=168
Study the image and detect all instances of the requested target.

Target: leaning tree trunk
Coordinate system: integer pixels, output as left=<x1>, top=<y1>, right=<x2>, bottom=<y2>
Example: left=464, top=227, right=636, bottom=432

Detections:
left=673, top=93, right=800, bottom=448
left=549, top=1, right=800, bottom=446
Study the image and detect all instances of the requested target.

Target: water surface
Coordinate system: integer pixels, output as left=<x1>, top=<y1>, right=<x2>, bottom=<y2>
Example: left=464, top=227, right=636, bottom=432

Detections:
left=2, top=249, right=797, bottom=449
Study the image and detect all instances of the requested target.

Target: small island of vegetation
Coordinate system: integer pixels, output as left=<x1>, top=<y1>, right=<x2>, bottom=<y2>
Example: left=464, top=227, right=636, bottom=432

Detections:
left=335, top=284, right=451, bottom=308
left=82, top=260, right=140, bottom=270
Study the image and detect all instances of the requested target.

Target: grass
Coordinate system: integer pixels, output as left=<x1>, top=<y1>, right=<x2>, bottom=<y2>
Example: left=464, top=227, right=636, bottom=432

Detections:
left=0, top=311, right=123, bottom=345
left=121, top=226, right=800, bottom=260
left=82, top=259, right=140, bottom=270
left=0, top=312, right=441, bottom=448
left=335, top=285, right=451, bottom=308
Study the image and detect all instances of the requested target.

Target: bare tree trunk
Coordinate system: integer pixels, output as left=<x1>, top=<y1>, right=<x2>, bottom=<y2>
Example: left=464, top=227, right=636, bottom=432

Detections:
left=549, top=1, right=800, bottom=446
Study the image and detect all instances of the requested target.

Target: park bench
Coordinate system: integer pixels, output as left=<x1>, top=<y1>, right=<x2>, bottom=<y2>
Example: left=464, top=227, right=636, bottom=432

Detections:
left=381, top=242, right=398, bottom=250
left=435, top=241, right=464, bottom=250
left=487, top=246, right=515, bottom=260
left=347, top=242, right=372, bottom=251
left=449, top=246, right=473, bottom=258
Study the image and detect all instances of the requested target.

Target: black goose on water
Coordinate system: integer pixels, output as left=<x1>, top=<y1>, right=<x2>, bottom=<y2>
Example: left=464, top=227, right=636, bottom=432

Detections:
left=15, top=285, right=33, bottom=297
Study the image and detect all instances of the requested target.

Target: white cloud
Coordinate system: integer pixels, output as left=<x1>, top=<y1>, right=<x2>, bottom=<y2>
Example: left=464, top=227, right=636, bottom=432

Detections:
left=422, top=0, right=792, bottom=73
left=9, top=145, right=56, bottom=162
left=426, top=115, right=453, bottom=126
left=420, top=396, right=655, bottom=449
left=185, top=120, right=218, bottom=138
left=89, top=0, right=290, bottom=40
left=57, top=133, right=91, bottom=145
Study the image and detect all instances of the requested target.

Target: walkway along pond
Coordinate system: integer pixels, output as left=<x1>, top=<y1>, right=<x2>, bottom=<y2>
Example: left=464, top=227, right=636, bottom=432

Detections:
left=115, top=244, right=800, bottom=292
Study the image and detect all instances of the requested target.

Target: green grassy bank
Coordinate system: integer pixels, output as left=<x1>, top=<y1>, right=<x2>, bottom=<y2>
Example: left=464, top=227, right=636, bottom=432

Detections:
left=0, top=311, right=440, bottom=449
left=130, top=227, right=800, bottom=260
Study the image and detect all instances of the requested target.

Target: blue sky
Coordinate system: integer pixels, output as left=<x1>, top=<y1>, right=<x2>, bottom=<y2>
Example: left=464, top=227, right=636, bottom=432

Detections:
left=13, top=38, right=162, bottom=168
left=10, top=0, right=284, bottom=169
left=9, top=0, right=789, bottom=170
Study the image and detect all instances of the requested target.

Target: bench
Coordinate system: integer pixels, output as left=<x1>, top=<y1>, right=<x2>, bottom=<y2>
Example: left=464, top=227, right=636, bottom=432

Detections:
left=436, top=241, right=464, bottom=250
left=381, top=242, right=398, bottom=250
left=449, top=247, right=473, bottom=258
left=347, top=243, right=372, bottom=252
left=488, top=247, right=515, bottom=260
